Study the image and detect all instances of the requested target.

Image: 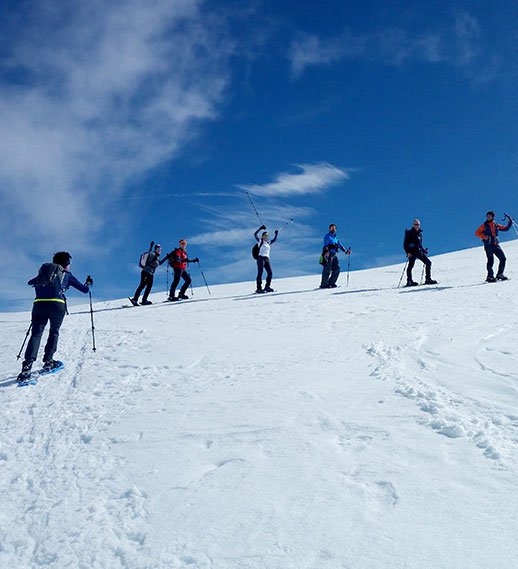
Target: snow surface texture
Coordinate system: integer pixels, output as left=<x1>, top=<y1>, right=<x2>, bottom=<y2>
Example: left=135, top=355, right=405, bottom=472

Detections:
left=1, top=243, right=517, bottom=569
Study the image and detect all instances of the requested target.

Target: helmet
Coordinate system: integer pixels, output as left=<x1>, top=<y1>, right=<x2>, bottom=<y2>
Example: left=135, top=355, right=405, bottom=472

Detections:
left=52, top=251, right=72, bottom=268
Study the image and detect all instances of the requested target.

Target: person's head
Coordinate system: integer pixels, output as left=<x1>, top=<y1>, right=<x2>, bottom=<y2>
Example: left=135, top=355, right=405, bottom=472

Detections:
left=261, top=231, right=269, bottom=240
left=179, top=239, right=187, bottom=249
left=486, top=210, right=495, bottom=220
left=53, top=251, right=72, bottom=269
left=154, top=244, right=162, bottom=255
left=329, top=224, right=337, bottom=233
left=412, top=219, right=421, bottom=229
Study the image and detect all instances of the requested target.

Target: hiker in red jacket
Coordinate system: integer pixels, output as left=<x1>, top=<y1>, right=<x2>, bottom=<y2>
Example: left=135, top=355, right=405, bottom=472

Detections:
left=475, top=211, right=513, bottom=282
left=163, top=239, right=199, bottom=301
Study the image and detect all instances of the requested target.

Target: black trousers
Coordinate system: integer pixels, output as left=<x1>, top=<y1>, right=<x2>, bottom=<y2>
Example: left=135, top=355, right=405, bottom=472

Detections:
left=256, top=256, right=272, bottom=288
left=407, top=252, right=431, bottom=281
left=321, top=254, right=340, bottom=287
left=170, top=267, right=191, bottom=296
left=484, top=244, right=506, bottom=278
left=24, top=302, right=66, bottom=365
left=133, top=271, right=154, bottom=302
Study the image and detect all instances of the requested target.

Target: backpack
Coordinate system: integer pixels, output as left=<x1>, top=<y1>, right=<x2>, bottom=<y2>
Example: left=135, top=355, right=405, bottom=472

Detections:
left=139, top=251, right=150, bottom=269
left=167, top=249, right=181, bottom=268
left=252, top=243, right=260, bottom=260
left=33, top=263, right=65, bottom=297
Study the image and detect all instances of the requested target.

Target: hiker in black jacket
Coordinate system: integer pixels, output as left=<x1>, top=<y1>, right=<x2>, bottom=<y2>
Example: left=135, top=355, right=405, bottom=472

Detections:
left=130, top=243, right=166, bottom=306
left=403, top=219, right=437, bottom=286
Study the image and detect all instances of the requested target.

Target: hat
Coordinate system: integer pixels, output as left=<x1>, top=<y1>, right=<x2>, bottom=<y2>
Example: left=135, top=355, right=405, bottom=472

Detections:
left=52, top=251, right=72, bottom=268
left=486, top=211, right=495, bottom=217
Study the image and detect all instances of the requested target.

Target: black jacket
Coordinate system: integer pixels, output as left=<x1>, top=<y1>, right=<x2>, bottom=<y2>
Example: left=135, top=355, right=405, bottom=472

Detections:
left=403, top=227, right=425, bottom=255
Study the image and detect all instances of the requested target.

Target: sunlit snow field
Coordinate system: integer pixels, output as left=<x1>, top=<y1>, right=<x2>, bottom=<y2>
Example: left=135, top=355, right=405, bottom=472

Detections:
left=1, top=242, right=517, bottom=569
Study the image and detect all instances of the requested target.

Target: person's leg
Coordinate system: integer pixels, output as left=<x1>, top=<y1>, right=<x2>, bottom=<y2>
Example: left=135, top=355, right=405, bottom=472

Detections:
left=141, top=273, right=154, bottom=302
left=320, top=256, right=332, bottom=287
left=264, top=259, right=273, bottom=289
left=23, top=304, right=49, bottom=366
left=494, top=245, right=507, bottom=277
left=406, top=255, right=417, bottom=282
left=485, top=246, right=495, bottom=279
left=328, top=255, right=341, bottom=286
left=43, top=303, right=66, bottom=362
left=416, top=252, right=432, bottom=280
left=179, top=271, right=192, bottom=296
left=170, top=268, right=182, bottom=298
left=133, top=271, right=147, bottom=301
left=256, top=257, right=265, bottom=290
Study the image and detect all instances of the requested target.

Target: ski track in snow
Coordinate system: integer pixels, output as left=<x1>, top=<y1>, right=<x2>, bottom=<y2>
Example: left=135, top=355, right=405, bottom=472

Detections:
left=1, top=242, right=518, bottom=568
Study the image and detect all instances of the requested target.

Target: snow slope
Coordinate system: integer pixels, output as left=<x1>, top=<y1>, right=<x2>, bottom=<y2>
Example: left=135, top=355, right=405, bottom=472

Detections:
left=1, top=243, right=517, bottom=569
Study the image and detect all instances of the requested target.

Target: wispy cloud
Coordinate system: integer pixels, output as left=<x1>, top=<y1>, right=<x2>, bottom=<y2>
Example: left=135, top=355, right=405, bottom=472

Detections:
left=0, top=0, right=232, bottom=260
left=237, top=163, right=351, bottom=197
left=288, top=12, right=486, bottom=79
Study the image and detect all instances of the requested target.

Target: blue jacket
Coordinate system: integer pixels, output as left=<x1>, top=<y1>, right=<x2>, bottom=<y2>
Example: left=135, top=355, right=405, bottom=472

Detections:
left=323, top=231, right=346, bottom=255
left=28, top=271, right=89, bottom=303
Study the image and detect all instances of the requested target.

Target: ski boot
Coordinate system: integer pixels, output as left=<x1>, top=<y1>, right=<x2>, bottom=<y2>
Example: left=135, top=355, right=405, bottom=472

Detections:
left=496, top=274, right=508, bottom=281
left=405, top=280, right=419, bottom=287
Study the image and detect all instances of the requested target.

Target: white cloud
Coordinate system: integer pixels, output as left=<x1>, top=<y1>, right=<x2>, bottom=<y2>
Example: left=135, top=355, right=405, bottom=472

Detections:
left=288, top=13, right=486, bottom=78
left=237, top=163, right=351, bottom=197
left=0, top=0, right=232, bottom=260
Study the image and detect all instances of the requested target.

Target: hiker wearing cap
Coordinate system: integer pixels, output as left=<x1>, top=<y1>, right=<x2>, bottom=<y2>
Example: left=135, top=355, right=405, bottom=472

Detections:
left=403, top=219, right=437, bottom=286
left=475, top=211, right=513, bottom=282
left=254, top=225, right=278, bottom=293
left=319, top=224, right=350, bottom=289
left=17, top=251, right=92, bottom=383
left=130, top=243, right=165, bottom=306
left=163, top=239, right=199, bottom=301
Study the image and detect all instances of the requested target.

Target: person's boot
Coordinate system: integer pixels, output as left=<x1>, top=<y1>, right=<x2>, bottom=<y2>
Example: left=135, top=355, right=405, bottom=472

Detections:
left=141, top=300, right=153, bottom=305
left=128, top=297, right=139, bottom=306
left=405, top=280, right=419, bottom=287
left=496, top=274, right=508, bottom=281
left=424, top=278, right=437, bottom=285
left=264, top=286, right=274, bottom=292
left=17, top=362, right=33, bottom=383
left=179, top=293, right=189, bottom=300
left=255, top=287, right=264, bottom=293
left=42, top=359, right=62, bottom=373
left=486, top=276, right=497, bottom=283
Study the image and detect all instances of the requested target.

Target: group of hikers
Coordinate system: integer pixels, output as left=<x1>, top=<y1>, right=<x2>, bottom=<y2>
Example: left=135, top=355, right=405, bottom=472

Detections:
left=15, top=210, right=514, bottom=384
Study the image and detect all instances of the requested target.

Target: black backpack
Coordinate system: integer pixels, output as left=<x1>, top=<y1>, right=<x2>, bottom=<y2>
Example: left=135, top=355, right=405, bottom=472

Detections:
left=252, top=243, right=260, bottom=260
left=33, top=263, right=65, bottom=296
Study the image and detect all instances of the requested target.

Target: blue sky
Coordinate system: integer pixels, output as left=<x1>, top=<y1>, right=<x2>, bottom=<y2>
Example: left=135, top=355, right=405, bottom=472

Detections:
left=1, top=0, right=518, bottom=310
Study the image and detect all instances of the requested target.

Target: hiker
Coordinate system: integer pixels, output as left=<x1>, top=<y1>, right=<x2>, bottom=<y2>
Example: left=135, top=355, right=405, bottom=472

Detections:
left=130, top=242, right=165, bottom=306
left=163, top=239, right=199, bottom=301
left=319, top=223, right=350, bottom=289
left=17, top=252, right=92, bottom=383
left=475, top=211, right=513, bottom=282
left=254, top=225, right=278, bottom=293
left=403, top=219, right=437, bottom=286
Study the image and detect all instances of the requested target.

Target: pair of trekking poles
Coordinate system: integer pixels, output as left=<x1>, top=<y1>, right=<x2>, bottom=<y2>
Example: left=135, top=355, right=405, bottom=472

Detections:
left=16, top=279, right=97, bottom=360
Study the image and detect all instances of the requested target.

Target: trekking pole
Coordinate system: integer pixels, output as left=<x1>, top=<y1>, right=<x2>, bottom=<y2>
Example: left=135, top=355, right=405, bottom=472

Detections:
left=277, top=218, right=294, bottom=232
left=88, top=286, right=96, bottom=352
left=16, top=322, right=32, bottom=360
left=245, top=191, right=265, bottom=227
left=420, top=264, right=425, bottom=285
left=346, top=251, right=351, bottom=287
left=504, top=213, right=518, bottom=237
left=197, top=261, right=211, bottom=295
left=398, top=261, right=408, bottom=288
left=166, top=266, right=169, bottom=298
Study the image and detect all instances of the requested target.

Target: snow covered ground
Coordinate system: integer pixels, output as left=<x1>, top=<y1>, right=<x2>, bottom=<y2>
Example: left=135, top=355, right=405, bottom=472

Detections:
left=1, top=242, right=517, bottom=569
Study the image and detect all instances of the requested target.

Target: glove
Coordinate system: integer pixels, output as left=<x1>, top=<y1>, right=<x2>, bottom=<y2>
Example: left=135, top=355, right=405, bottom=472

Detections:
left=274, top=230, right=278, bottom=236
left=424, top=248, right=429, bottom=255
left=193, top=257, right=200, bottom=263
left=345, top=248, right=351, bottom=255
left=260, top=225, right=266, bottom=230
left=85, top=275, right=94, bottom=286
